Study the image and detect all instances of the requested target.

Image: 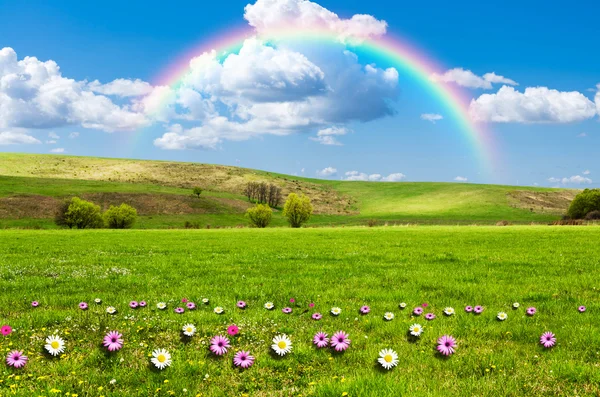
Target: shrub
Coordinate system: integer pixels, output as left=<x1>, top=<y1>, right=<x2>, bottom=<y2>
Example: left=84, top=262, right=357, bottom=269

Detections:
left=184, top=221, right=200, bottom=229
left=104, top=203, right=138, bottom=229
left=585, top=210, right=600, bottom=220
left=567, top=189, right=600, bottom=219
left=192, top=187, right=203, bottom=198
left=367, top=219, right=378, bottom=227
left=246, top=204, right=273, bottom=228
left=56, top=197, right=103, bottom=229
left=282, top=193, right=313, bottom=228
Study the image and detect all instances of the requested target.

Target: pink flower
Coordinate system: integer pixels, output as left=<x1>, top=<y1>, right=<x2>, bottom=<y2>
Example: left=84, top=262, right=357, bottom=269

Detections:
left=413, top=307, right=423, bottom=316
left=312, top=313, right=322, bottom=320
left=186, top=302, right=196, bottom=310
left=313, top=332, right=329, bottom=348
left=421, top=303, right=429, bottom=308
left=578, top=306, right=586, bottom=313
left=425, top=313, right=436, bottom=321
left=227, top=325, right=239, bottom=336
left=181, top=298, right=188, bottom=303
left=237, top=301, right=247, bottom=309
left=540, top=332, right=556, bottom=348
left=209, top=335, right=230, bottom=356
left=473, top=305, right=484, bottom=314
left=330, top=331, right=350, bottom=352
left=309, top=303, right=315, bottom=308
left=526, top=307, right=536, bottom=316
left=465, top=306, right=473, bottom=313
left=79, top=302, right=88, bottom=310
left=103, top=331, right=123, bottom=352
left=289, top=298, right=295, bottom=303
left=129, top=301, right=138, bottom=309
left=6, top=350, right=27, bottom=368
left=31, top=301, right=39, bottom=307
left=360, top=306, right=370, bottom=315
left=174, top=307, right=184, bottom=314
left=233, top=350, right=254, bottom=368
left=1, top=325, right=12, bottom=336
left=139, top=301, right=147, bottom=307
left=282, top=307, right=292, bottom=314
left=437, top=335, right=457, bottom=356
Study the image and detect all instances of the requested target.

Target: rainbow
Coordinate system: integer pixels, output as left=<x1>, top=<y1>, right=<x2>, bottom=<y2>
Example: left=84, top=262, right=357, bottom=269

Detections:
left=152, top=27, right=498, bottom=173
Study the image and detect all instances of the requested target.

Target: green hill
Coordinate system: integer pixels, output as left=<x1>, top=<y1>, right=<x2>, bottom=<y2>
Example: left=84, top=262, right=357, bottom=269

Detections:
left=0, top=153, right=576, bottom=228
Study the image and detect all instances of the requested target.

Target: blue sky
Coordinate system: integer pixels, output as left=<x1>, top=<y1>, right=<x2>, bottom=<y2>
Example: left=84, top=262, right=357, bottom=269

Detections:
left=0, top=0, right=598, bottom=187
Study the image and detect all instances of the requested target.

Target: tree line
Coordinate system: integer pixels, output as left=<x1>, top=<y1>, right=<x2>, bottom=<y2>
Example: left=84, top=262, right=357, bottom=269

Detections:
left=244, top=182, right=282, bottom=208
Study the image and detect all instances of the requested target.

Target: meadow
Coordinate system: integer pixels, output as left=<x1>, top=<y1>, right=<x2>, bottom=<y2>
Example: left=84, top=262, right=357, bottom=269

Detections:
left=1, top=226, right=600, bottom=396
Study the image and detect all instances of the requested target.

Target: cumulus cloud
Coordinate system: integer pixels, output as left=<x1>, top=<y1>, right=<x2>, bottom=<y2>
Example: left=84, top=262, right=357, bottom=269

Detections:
left=583, top=170, right=591, bottom=175
left=48, top=131, right=59, bottom=139
left=50, top=147, right=65, bottom=153
left=454, top=176, right=468, bottom=182
left=0, top=130, right=41, bottom=145
left=596, top=83, right=600, bottom=115
left=431, top=68, right=517, bottom=89
left=470, top=86, right=597, bottom=123
left=310, top=126, right=349, bottom=145
left=548, top=175, right=592, bottom=185
left=244, top=0, right=387, bottom=42
left=343, top=171, right=406, bottom=182
left=316, top=166, right=337, bottom=177
left=420, top=113, right=443, bottom=123
left=69, top=131, right=79, bottom=138
left=0, top=47, right=148, bottom=132
left=88, top=78, right=153, bottom=97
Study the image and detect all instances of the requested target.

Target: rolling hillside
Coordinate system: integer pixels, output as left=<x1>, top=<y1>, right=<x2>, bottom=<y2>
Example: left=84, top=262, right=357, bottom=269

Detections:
left=0, top=153, right=576, bottom=228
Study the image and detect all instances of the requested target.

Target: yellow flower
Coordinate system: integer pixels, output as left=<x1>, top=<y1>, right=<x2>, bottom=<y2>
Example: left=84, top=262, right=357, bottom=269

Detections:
left=164, top=380, right=169, bottom=383
left=342, top=393, right=349, bottom=396
left=98, top=386, right=103, bottom=391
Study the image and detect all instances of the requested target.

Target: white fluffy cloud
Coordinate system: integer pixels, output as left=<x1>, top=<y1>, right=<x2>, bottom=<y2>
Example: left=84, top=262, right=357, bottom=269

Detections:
left=244, top=0, right=387, bottom=42
left=431, top=68, right=517, bottom=89
left=69, top=131, right=79, bottom=138
left=0, top=131, right=40, bottom=145
left=596, top=83, right=600, bottom=115
left=310, top=126, right=349, bottom=145
left=420, top=113, right=443, bottom=123
left=583, top=170, right=591, bottom=175
left=454, top=176, right=468, bottom=182
left=548, top=175, right=592, bottom=185
left=343, top=171, right=406, bottom=182
left=470, top=86, right=597, bottom=123
left=88, top=78, right=153, bottom=97
left=50, top=147, right=65, bottom=153
left=0, top=47, right=148, bottom=132
left=316, top=166, right=337, bottom=177
left=48, top=131, right=59, bottom=139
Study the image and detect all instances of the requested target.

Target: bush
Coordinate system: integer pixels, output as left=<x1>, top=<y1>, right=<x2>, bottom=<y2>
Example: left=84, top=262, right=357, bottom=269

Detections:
left=246, top=204, right=273, bottom=228
left=367, top=219, right=378, bottom=227
left=567, top=189, right=600, bottom=219
left=55, top=197, right=103, bottom=229
left=184, top=221, right=200, bottom=229
left=104, top=203, right=138, bottom=229
left=282, top=193, right=313, bottom=228
left=192, top=187, right=202, bottom=198
left=585, top=210, right=600, bottom=220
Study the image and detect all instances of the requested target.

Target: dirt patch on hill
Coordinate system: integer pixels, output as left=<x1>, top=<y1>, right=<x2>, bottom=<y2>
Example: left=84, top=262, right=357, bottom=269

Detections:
left=507, top=190, right=577, bottom=215
left=0, top=195, right=59, bottom=218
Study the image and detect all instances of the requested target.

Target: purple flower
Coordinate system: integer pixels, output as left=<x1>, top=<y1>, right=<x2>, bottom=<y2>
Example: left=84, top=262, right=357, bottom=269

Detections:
left=174, top=307, right=184, bottom=314
left=309, top=302, right=315, bottom=308
left=282, top=307, right=292, bottom=314
left=313, top=332, right=329, bottom=348
left=129, top=301, right=138, bottom=309
left=413, top=307, right=423, bottom=316
left=233, top=350, right=254, bottom=368
left=425, top=313, right=436, bottom=321
left=526, top=307, right=536, bottom=316
left=289, top=298, right=295, bottom=304
left=209, top=335, right=230, bottom=356
left=31, top=301, right=39, bottom=307
left=79, top=302, right=88, bottom=310
left=1, top=325, right=12, bottom=336
left=103, top=331, right=123, bottom=352
left=312, top=312, right=322, bottom=320
left=186, top=302, right=196, bottom=310
left=6, top=350, right=27, bottom=368
left=360, top=305, right=370, bottom=315
left=578, top=306, right=586, bottom=313
left=330, top=331, right=351, bottom=352
left=227, top=325, right=239, bottom=336
left=139, top=301, right=147, bottom=307
left=181, top=298, right=188, bottom=303
left=465, top=306, right=473, bottom=313
left=437, top=335, right=457, bottom=356
left=540, top=332, right=556, bottom=348
left=421, top=303, right=429, bottom=308
left=237, top=301, right=247, bottom=309
left=473, top=305, right=484, bottom=314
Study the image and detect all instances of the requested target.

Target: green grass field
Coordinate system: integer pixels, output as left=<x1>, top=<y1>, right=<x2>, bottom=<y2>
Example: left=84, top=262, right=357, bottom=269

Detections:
left=1, top=226, right=599, bottom=396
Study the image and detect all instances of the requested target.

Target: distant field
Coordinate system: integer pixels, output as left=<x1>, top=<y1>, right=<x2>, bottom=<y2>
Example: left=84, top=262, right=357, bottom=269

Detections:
left=1, top=226, right=599, bottom=396
left=0, top=153, right=577, bottom=228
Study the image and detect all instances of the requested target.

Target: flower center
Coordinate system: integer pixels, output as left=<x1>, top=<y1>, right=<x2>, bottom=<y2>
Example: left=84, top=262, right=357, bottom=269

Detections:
left=157, top=354, right=166, bottom=363
left=278, top=341, right=287, bottom=349
left=384, top=354, right=393, bottom=363
left=51, top=341, right=59, bottom=349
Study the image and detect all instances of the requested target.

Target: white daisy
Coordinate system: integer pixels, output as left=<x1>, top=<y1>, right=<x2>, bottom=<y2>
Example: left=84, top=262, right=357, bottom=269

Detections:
left=513, top=302, right=520, bottom=308
left=264, top=302, right=274, bottom=310
left=331, top=307, right=342, bottom=316
left=497, top=312, right=508, bottom=321
left=383, top=312, right=395, bottom=321
left=45, top=335, right=65, bottom=356
left=202, top=298, right=209, bottom=304
left=214, top=306, right=224, bottom=314
left=409, top=323, right=423, bottom=336
left=444, top=307, right=455, bottom=316
left=94, top=298, right=102, bottom=304
left=106, top=306, right=117, bottom=314
left=182, top=324, right=196, bottom=337
left=378, top=348, right=399, bottom=370
left=157, top=302, right=167, bottom=310
left=399, top=302, right=407, bottom=309
left=151, top=348, right=172, bottom=370
left=271, top=334, right=292, bottom=356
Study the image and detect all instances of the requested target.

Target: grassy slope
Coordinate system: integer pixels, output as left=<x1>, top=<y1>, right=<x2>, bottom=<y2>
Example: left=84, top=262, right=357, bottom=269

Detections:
left=0, top=153, right=575, bottom=227
left=1, top=227, right=599, bottom=396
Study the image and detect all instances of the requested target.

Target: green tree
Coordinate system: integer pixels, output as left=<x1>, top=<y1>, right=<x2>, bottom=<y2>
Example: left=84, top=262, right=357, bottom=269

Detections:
left=192, top=187, right=203, bottom=198
left=104, top=203, right=138, bottom=229
left=567, top=189, right=600, bottom=219
left=282, top=193, right=313, bottom=228
left=56, top=197, right=103, bottom=229
left=246, top=204, right=273, bottom=228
